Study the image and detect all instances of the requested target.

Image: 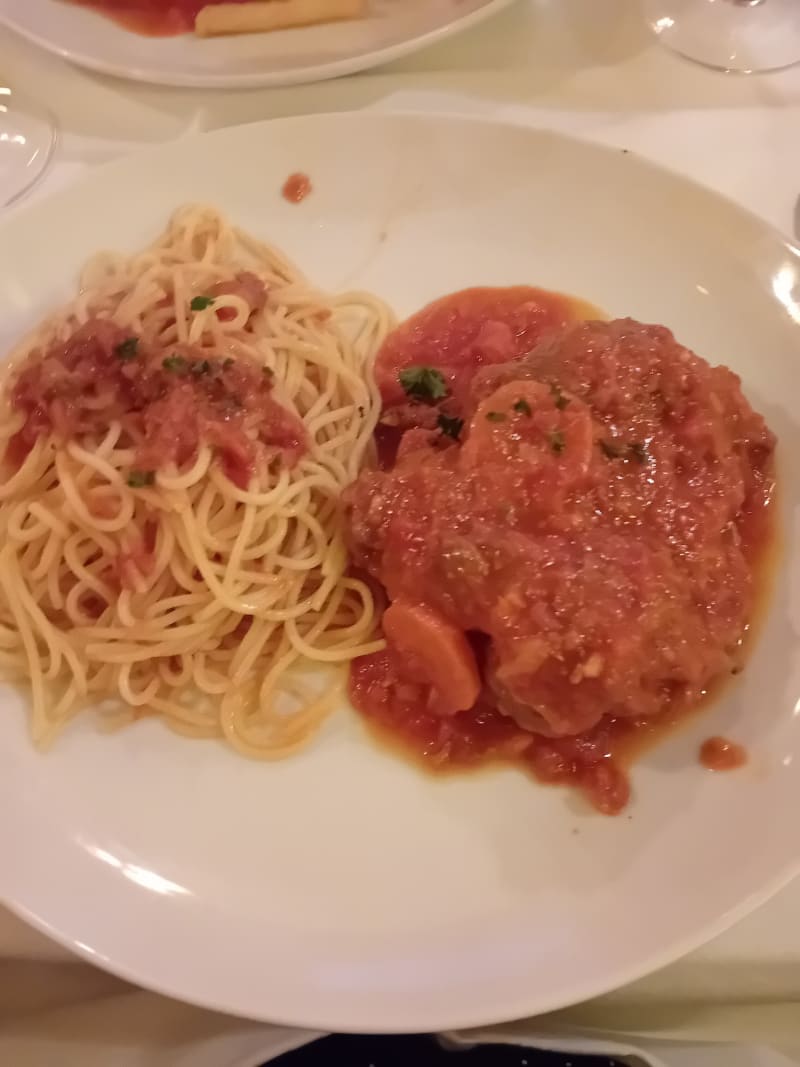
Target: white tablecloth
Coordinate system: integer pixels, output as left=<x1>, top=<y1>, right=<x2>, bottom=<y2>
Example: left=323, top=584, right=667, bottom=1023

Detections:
left=1, top=1, right=799, bottom=1061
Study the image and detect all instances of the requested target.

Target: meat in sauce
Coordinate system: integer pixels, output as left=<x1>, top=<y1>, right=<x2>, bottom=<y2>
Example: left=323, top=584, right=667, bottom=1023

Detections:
left=345, top=292, right=775, bottom=814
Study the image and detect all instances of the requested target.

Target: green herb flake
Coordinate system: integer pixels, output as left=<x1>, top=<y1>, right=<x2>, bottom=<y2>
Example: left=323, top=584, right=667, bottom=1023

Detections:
left=223, top=358, right=235, bottom=369
left=162, top=355, right=188, bottom=374
left=600, top=439, right=623, bottom=460
left=486, top=411, right=506, bottom=423
left=513, top=398, right=532, bottom=416
left=191, top=359, right=212, bottom=377
left=190, top=295, right=216, bottom=312
left=398, top=366, right=448, bottom=404
left=629, top=441, right=648, bottom=464
left=437, top=413, right=464, bottom=440
left=127, top=470, right=155, bottom=489
left=550, top=383, right=569, bottom=410
left=114, top=337, right=139, bottom=361
left=549, top=429, right=566, bottom=454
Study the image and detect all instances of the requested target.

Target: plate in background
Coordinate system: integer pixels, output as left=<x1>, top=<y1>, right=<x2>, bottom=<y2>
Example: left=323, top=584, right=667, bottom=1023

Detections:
left=0, top=0, right=516, bottom=89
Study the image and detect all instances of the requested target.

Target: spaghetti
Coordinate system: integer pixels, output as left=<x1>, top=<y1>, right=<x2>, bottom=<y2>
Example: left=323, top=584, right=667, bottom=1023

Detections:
left=0, top=205, right=393, bottom=756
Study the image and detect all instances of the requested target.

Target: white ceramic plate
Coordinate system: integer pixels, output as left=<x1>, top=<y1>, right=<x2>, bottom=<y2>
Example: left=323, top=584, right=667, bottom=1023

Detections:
left=0, top=0, right=514, bottom=89
left=0, top=113, right=799, bottom=1031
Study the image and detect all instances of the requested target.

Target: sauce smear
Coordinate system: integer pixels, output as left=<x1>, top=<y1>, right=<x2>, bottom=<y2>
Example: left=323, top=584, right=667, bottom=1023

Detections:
left=700, top=736, right=748, bottom=771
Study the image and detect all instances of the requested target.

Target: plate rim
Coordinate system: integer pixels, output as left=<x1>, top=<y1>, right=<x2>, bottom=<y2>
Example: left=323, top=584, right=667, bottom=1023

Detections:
left=0, top=109, right=798, bottom=1029
left=2, top=864, right=798, bottom=1031
left=0, top=0, right=517, bottom=89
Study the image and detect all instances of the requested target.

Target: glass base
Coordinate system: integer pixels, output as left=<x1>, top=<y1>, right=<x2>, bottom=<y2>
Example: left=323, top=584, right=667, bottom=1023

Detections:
left=644, top=0, right=800, bottom=73
left=0, top=89, right=58, bottom=208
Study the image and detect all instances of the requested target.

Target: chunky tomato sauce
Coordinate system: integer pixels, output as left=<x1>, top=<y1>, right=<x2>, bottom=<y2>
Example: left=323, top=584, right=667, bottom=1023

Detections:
left=346, top=287, right=775, bottom=814
left=61, top=0, right=251, bottom=36
left=375, top=286, right=595, bottom=412
left=6, top=273, right=304, bottom=490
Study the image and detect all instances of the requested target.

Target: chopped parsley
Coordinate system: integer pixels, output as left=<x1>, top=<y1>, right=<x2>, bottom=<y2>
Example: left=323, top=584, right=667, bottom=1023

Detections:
left=191, top=359, right=212, bottom=377
left=190, top=295, right=216, bottom=311
left=550, top=383, right=569, bottom=410
left=437, top=413, right=464, bottom=440
left=127, top=470, right=155, bottom=488
left=486, top=411, right=506, bottom=423
left=549, top=429, right=565, bottom=454
left=629, top=441, right=649, bottom=464
left=513, top=398, right=532, bottom=416
left=163, top=355, right=188, bottom=374
left=398, top=366, right=448, bottom=404
left=114, top=337, right=139, bottom=361
left=600, top=439, right=624, bottom=459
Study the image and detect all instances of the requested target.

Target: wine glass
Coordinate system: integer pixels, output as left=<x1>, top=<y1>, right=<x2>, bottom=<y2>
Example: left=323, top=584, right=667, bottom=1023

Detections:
left=0, top=85, right=58, bottom=208
left=643, top=0, right=800, bottom=73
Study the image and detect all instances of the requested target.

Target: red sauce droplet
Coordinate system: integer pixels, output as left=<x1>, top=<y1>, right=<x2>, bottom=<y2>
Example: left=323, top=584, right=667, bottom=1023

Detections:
left=282, top=173, right=312, bottom=204
left=699, top=736, right=748, bottom=771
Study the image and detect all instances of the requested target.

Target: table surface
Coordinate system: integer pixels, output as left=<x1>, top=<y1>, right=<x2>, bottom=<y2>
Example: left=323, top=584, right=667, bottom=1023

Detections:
left=1, top=0, right=799, bottom=1009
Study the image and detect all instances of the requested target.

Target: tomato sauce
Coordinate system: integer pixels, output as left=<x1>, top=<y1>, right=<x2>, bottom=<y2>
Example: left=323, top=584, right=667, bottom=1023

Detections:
left=346, top=287, right=776, bottom=815
left=282, top=173, right=313, bottom=204
left=6, top=289, right=305, bottom=490
left=375, top=286, right=598, bottom=410
left=373, top=287, right=600, bottom=467
left=351, top=650, right=634, bottom=814
left=699, top=736, right=748, bottom=771
left=61, top=0, right=251, bottom=36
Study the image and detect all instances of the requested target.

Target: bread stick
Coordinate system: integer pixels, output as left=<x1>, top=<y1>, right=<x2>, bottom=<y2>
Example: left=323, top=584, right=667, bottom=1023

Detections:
left=195, top=0, right=367, bottom=37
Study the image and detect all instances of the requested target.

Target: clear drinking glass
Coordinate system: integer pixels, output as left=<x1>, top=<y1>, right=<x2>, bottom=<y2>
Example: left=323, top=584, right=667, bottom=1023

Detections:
left=643, top=0, right=800, bottom=73
left=0, top=85, right=58, bottom=208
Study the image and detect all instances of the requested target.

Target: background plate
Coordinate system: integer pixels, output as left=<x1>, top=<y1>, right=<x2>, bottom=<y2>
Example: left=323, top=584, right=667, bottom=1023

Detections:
left=0, top=0, right=515, bottom=89
left=0, top=113, right=798, bottom=1031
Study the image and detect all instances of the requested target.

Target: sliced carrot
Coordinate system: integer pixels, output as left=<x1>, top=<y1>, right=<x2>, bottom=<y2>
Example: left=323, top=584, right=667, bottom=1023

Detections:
left=382, top=599, right=480, bottom=715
